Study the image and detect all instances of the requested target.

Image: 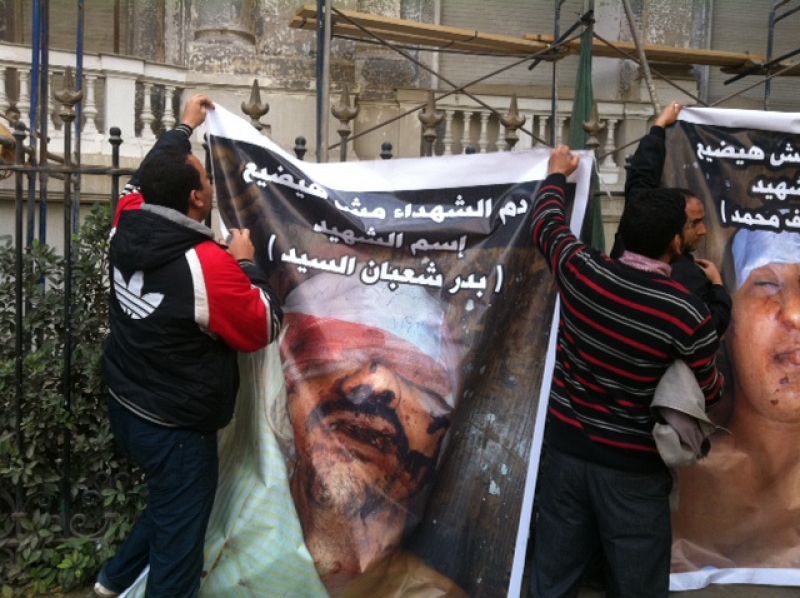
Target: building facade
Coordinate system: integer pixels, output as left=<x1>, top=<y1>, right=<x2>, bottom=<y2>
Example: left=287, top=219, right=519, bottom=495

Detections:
left=1, top=0, right=798, bottom=249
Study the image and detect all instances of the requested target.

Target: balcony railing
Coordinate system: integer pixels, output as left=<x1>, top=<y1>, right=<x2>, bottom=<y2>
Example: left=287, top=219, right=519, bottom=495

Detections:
left=0, top=41, right=664, bottom=190
left=0, top=42, right=190, bottom=159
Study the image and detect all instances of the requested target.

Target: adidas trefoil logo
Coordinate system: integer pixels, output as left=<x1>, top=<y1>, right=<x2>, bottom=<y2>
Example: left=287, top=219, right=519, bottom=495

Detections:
left=113, top=268, right=164, bottom=319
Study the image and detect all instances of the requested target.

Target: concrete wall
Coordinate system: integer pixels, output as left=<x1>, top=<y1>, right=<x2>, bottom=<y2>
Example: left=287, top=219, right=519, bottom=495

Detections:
left=2, top=0, right=800, bottom=257
left=706, top=1, right=797, bottom=111
left=438, top=0, right=584, bottom=94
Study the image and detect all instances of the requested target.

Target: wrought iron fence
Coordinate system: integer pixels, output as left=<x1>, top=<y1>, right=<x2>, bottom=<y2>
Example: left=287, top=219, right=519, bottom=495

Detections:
left=1, top=70, right=140, bottom=586
left=0, top=66, right=543, bottom=589
left=0, top=69, right=404, bottom=586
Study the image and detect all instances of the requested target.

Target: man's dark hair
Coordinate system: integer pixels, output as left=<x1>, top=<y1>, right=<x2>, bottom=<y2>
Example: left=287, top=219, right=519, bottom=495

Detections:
left=630, top=187, right=698, bottom=204
left=139, top=147, right=201, bottom=214
left=618, top=189, right=686, bottom=259
left=675, top=187, right=700, bottom=203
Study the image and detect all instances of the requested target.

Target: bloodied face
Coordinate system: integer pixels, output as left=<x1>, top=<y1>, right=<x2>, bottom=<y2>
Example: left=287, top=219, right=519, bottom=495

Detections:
left=729, top=262, right=800, bottom=423
left=285, top=356, right=451, bottom=518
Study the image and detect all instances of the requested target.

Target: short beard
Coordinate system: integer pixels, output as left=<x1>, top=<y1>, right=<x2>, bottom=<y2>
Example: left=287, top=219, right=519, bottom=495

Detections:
left=305, top=458, right=389, bottom=520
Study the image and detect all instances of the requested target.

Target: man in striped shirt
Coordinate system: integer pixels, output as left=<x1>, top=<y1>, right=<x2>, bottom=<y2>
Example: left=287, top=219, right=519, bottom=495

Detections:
left=529, top=146, right=723, bottom=598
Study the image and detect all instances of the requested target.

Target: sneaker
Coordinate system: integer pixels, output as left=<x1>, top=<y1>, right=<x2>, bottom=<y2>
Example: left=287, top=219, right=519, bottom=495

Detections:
left=93, top=581, right=119, bottom=597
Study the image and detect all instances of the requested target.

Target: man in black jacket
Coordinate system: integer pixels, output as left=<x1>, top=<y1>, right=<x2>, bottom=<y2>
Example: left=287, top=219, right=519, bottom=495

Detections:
left=611, top=102, right=731, bottom=337
left=95, top=95, right=282, bottom=597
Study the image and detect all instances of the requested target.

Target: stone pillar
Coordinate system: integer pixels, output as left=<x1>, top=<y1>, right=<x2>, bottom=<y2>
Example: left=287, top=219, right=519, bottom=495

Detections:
left=139, top=81, right=156, bottom=140
left=536, top=114, right=547, bottom=147
left=17, top=68, right=29, bottom=123
left=82, top=74, right=100, bottom=135
left=355, top=0, right=415, bottom=100
left=0, top=66, right=7, bottom=116
left=102, top=69, right=137, bottom=142
left=162, top=85, right=176, bottom=130
left=477, top=111, right=490, bottom=153
left=597, top=111, right=621, bottom=187
left=517, top=112, right=535, bottom=150
left=601, top=117, right=618, bottom=169
left=188, top=0, right=257, bottom=73
left=554, top=115, right=566, bottom=146
left=442, top=109, right=454, bottom=155
left=128, top=0, right=165, bottom=62
left=193, top=0, right=256, bottom=44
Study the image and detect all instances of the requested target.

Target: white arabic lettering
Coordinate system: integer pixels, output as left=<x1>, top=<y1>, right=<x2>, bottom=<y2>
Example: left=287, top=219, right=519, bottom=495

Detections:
left=358, top=260, right=443, bottom=290
left=313, top=220, right=403, bottom=248
left=281, top=247, right=357, bottom=276
left=242, top=162, right=328, bottom=199
left=393, top=198, right=493, bottom=222
left=696, top=142, right=765, bottom=165
left=769, top=143, right=800, bottom=167
left=751, top=177, right=800, bottom=201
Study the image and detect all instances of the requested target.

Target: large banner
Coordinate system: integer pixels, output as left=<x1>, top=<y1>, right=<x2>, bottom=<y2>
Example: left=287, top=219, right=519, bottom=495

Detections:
left=664, top=108, right=800, bottom=590
left=121, top=106, right=594, bottom=597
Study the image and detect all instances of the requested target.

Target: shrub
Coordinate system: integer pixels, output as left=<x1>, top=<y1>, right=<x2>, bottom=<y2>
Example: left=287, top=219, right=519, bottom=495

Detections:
left=0, top=204, right=144, bottom=595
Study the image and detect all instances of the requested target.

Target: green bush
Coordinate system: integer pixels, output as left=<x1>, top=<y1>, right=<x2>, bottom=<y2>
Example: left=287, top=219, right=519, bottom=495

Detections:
left=0, top=204, right=145, bottom=595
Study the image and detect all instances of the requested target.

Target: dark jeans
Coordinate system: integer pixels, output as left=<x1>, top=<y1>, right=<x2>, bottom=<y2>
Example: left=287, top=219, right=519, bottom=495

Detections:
left=530, top=449, right=672, bottom=598
left=99, top=397, right=218, bottom=598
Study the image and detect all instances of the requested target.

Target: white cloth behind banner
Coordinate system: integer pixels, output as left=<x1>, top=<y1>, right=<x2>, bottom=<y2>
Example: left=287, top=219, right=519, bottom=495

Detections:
left=121, top=346, right=327, bottom=597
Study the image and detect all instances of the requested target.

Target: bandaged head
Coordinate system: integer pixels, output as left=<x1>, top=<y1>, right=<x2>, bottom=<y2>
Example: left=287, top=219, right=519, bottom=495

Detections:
left=733, top=228, right=800, bottom=289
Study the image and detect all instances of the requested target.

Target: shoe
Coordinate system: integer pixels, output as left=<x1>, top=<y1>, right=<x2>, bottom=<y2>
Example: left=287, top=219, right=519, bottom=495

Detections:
left=93, top=581, right=119, bottom=597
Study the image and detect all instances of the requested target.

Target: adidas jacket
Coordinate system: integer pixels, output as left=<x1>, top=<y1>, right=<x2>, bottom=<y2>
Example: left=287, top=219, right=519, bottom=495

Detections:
left=103, top=129, right=282, bottom=432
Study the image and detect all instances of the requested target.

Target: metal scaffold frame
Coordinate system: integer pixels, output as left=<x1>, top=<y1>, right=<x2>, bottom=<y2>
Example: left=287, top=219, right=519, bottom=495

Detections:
left=764, top=0, right=800, bottom=109
left=298, top=1, right=800, bottom=162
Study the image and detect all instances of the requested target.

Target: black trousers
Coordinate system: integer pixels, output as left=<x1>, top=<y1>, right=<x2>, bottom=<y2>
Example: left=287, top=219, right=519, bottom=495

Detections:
left=99, top=397, right=219, bottom=598
left=530, top=449, right=672, bottom=598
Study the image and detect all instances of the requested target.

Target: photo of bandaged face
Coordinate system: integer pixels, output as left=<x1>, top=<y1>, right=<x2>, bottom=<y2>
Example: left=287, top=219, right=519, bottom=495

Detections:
left=729, top=229, right=800, bottom=423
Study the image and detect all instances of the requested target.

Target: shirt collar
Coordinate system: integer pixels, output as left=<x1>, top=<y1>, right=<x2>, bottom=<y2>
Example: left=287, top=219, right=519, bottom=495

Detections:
left=618, top=250, right=672, bottom=277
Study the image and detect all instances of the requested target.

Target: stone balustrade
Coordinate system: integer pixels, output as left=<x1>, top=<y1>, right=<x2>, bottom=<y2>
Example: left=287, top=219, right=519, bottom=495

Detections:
left=0, top=41, right=660, bottom=194
left=396, top=90, right=658, bottom=193
left=0, top=41, right=190, bottom=159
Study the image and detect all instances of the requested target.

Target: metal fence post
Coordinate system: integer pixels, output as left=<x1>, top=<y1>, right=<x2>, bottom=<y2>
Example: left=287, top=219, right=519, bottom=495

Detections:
left=294, top=136, right=307, bottom=160
left=332, top=85, right=359, bottom=162
left=55, top=66, right=82, bottom=534
left=109, top=126, right=122, bottom=211
left=501, top=94, right=526, bottom=151
left=12, top=122, right=27, bottom=533
left=241, top=79, right=270, bottom=133
left=418, top=91, right=442, bottom=157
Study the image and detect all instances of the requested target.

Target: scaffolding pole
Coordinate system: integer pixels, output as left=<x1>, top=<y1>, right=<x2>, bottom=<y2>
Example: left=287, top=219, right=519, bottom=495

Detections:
left=330, top=6, right=587, bottom=149
left=73, top=0, right=84, bottom=233
left=765, top=0, right=800, bottom=109
left=328, top=32, right=581, bottom=151
left=621, top=0, right=660, bottom=114
left=550, top=0, right=566, bottom=146
left=315, top=0, right=331, bottom=163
